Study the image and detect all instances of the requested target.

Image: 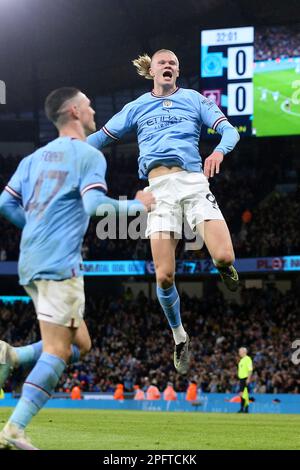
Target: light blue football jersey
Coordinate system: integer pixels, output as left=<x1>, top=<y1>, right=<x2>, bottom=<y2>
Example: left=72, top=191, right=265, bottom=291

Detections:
left=5, top=137, right=107, bottom=285
left=87, top=87, right=238, bottom=179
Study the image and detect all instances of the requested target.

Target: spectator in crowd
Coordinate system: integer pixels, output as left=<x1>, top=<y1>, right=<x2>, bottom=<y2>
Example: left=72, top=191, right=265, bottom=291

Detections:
left=113, top=383, right=124, bottom=400
left=163, top=382, right=177, bottom=401
left=146, top=380, right=161, bottom=400
left=71, top=384, right=82, bottom=400
left=186, top=381, right=198, bottom=402
left=133, top=384, right=145, bottom=400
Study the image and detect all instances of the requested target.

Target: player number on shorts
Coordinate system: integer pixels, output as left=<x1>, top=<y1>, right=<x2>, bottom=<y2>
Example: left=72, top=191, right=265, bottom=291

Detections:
left=206, top=193, right=218, bottom=209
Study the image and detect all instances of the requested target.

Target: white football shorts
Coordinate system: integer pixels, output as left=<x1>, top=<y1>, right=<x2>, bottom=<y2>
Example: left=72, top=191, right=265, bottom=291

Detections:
left=24, top=276, right=85, bottom=328
left=144, top=170, right=224, bottom=238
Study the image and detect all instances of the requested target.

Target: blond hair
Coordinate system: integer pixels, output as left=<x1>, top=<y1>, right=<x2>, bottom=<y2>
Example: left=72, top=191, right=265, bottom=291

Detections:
left=132, top=49, right=177, bottom=80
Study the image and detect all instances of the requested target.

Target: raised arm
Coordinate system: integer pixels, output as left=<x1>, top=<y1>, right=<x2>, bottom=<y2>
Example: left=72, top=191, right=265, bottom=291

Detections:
left=87, top=101, right=136, bottom=150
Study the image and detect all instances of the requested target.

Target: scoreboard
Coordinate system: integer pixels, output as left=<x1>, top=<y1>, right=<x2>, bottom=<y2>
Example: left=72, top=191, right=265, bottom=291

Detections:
left=201, top=26, right=254, bottom=137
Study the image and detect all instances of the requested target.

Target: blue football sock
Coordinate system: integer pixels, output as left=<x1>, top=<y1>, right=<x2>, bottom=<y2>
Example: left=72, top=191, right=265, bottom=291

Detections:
left=71, top=344, right=81, bottom=363
left=14, top=342, right=80, bottom=368
left=156, top=284, right=182, bottom=328
left=9, top=352, right=66, bottom=429
left=14, top=341, right=43, bottom=368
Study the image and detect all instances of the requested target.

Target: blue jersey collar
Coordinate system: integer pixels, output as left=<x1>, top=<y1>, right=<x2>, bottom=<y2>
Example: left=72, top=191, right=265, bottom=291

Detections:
left=151, top=87, right=180, bottom=98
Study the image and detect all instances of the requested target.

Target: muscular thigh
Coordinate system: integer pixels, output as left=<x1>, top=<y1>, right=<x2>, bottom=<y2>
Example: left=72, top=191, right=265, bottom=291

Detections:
left=39, top=320, right=75, bottom=362
left=200, top=219, right=235, bottom=262
left=74, top=320, right=91, bottom=355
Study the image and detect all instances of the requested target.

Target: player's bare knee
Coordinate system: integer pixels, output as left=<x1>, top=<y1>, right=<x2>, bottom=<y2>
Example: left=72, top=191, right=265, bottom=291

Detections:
left=156, top=270, right=174, bottom=288
left=60, top=346, right=72, bottom=363
left=55, top=345, right=72, bottom=363
left=214, top=250, right=235, bottom=266
left=44, top=345, right=72, bottom=363
left=79, top=338, right=92, bottom=357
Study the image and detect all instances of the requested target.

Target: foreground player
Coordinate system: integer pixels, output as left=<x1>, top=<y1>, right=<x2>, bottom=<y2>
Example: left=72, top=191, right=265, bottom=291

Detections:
left=87, top=49, right=240, bottom=375
left=0, top=87, right=153, bottom=450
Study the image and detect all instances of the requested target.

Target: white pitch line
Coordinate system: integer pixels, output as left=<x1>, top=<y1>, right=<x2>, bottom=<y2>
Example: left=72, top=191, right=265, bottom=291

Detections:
left=280, top=100, right=300, bottom=117
left=257, top=86, right=300, bottom=116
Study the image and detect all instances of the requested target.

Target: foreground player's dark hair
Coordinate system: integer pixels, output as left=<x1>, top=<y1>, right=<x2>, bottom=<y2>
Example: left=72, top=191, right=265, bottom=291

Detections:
left=45, top=87, right=80, bottom=124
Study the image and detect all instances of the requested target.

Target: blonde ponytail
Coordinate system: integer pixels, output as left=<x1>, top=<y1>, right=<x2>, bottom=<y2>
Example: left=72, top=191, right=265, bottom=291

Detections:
left=132, top=54, right=152, bottom=80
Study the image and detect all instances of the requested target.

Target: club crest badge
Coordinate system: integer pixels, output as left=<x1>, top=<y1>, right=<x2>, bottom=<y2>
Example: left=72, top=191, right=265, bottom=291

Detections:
left=162, top=100, right=172, bottom=108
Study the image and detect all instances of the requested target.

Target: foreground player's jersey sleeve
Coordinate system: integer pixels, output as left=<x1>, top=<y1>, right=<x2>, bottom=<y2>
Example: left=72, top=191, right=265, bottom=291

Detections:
left=79, top=147, right=108, bottom=197
left=0, top=190, right=26, bottom=229
left=0, top=158, right=27, bottom=228
left=87, top=101, right=137, bottom=149
left=5, top=157, right=28, bottom=200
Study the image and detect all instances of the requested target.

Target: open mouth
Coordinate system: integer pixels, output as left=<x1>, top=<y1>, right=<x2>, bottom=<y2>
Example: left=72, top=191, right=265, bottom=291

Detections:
left=163, top=70, right=173, bottom=78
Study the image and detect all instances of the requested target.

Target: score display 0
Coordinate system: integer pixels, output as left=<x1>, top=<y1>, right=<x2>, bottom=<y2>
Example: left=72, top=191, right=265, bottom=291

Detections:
left=201, top=26, right=254, bottom=136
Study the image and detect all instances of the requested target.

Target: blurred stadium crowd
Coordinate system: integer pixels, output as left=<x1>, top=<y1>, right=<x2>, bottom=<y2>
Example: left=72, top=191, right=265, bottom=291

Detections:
left=255, top=24, right=300, bottom=60
left=1, top=285, right=299, bottom=395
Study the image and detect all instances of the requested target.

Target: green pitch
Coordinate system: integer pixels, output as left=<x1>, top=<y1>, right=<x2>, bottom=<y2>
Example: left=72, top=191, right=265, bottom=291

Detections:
left=253, top=68, right=300, bottom=137
left=1, top=408, right=300, bottom=450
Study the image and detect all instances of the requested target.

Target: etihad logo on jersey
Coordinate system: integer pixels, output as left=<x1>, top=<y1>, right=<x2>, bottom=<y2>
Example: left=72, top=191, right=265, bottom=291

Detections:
left=0, top=80, right=6, bottom=104
left=162, top=99, right=173, bottom=108
left=146, top=115, right=186, bottom=129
